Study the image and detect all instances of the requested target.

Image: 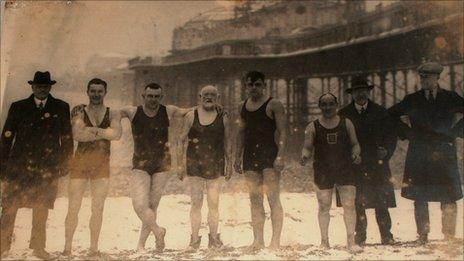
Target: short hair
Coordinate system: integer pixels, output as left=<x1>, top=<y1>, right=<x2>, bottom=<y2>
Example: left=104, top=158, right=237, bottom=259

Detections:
left=318, top=93, right=338, bottom=105
left=87, top=78, right=107, bottom=91
left=245, top=71, right=265, bottom=83
left=145, top=82, right=162, bottom=91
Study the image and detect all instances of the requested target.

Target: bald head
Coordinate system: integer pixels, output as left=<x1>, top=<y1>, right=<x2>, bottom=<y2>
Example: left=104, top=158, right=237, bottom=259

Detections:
left=200, top=85, right=218, bottom=96
left=199, top=85, right=219, bottom=110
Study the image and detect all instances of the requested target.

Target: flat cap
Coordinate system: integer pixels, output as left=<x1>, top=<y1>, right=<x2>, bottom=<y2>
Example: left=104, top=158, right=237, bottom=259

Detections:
left=417, top=62, right=444, bottom=75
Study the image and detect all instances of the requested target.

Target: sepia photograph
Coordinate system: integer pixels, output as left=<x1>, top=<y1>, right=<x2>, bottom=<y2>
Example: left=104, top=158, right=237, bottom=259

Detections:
left=0, top=0, right=463, bottom=260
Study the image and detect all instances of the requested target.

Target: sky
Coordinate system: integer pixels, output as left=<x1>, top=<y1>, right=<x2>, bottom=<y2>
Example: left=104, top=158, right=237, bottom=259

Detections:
left=0, top=0, right=225, bottom=110
left=0, top=0, right=392, bottom=113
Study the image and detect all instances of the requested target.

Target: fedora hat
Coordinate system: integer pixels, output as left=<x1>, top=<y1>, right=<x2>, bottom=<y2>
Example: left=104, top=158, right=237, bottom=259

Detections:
left=28, top=71, right=56, bottom=85
left=346, top=75, right=374, bottom=94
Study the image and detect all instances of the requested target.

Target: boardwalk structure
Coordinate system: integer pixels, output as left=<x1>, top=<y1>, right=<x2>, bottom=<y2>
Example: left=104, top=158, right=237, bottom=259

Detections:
left=128, top=0, right=463, bottom=155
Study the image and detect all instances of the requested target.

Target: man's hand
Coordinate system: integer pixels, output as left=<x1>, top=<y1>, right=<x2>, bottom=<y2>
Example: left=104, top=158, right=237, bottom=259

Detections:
left=300, top=155, right=311, bottom=166
left=215, top=104, right=223, bottom=114
left=273, top=156, right=284, bottom=172
left=71, top=104, right=86, bottom=117
left=300, top=150, right=312, bottom=166
left=234, top=158, right=243, bottom=174
left=352, top=153, right=361, bottom=165
left=377, top=146, right=388, bottom=160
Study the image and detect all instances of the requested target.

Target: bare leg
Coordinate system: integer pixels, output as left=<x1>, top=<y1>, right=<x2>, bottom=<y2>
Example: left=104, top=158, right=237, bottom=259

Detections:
left=315, top=187, right=333, bottom=248
left=189, top=176, right=205, bottom=243
left=64, top=179, right=87, bottom=253
left=263, top=168, right=283, bottom=249
left=137, top=171, right=171, bottom=249
left=89, top=178, right=109, bottom=253
left=244, top=171, right=265, bottom=249
left=137, top=224, right=151, bottom=251
left=130, top=170, right=163, bottom=249
left=206, top=178, right=221, bottom=237
left=338, top=185, right=361, bottom=252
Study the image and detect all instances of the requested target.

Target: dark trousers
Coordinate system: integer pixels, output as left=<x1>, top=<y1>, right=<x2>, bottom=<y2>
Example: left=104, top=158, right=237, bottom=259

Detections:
left=414, top=201, right=456, bottom=237
left=1, top=204, right=48, bottom=252
left=355, top=204, right=393, bottom=243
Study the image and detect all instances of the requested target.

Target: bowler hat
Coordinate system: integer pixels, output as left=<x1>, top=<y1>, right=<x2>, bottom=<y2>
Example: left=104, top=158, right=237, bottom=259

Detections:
left=346, top=75, right=374, bottom=94
left=28, top=71, right=56, bottom=85
left=417, top=62, right=443, bottom=76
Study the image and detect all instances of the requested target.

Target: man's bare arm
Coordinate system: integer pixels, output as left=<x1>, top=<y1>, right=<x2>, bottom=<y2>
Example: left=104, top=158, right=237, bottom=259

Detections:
left=176, top=111, right=194, bottom=180
left=234, top=102, right=245, bottom=174
left=94, top=110, right=122, bottom=141
left=300, top=122, right=315, bottom=166
left=271, top=100, right=287, bottom=163
left=72, top=112, right=101, bottom=142
left=166, top=105, right=195, bottom=120
left=223, top=113, right=233, bottom=180
left=346, top=118, right=361, bottom=164
left=120, top=106, right=137, bottom=121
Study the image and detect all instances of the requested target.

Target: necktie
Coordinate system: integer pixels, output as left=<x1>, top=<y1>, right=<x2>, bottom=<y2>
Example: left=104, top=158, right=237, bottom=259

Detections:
left=360, top=107, right=366, bottom=116
left=38, top=102, right=44, bottom=110
left=427, top=90, right=435, bottom=104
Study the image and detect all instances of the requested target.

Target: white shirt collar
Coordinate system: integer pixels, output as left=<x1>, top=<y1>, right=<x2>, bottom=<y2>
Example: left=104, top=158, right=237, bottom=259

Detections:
left=34, top=97, right=48, bottom=107
left=354, top=101, right=368, bottom=114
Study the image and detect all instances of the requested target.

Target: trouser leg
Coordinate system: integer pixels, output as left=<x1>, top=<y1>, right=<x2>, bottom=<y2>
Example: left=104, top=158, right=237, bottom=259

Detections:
left=0, top=203, right=18, bottom=253
left=355, top=204, right=367, bottom=244
left=414, top=201, right=430, bottom=236
left=375, top=208, right=393, bottom=242
left=30, top=207, right=48, bottom=250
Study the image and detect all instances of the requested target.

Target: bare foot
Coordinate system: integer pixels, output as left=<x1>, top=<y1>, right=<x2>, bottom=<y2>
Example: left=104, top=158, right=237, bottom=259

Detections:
left=245, top=241, right=264, bottom=252
left=319, top=241, right=330, bottom=250
left=32, top=248, right=53, bottom=260
left=268, top=241, right=281, bottom=250
left=347, top=243, right=363, bottom=253
left=62, top=249, right=72, bottom=256
left=155, top=227, right=167, bottom=251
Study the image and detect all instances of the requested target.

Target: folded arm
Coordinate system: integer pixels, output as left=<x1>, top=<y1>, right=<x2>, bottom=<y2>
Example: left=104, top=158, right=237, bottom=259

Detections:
left=94, top=110, right=122, bottom=141
left=72, top=112, right=101, bottom=142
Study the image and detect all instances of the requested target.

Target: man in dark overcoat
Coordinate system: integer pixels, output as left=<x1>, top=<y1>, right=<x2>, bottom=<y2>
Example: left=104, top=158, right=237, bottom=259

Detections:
left=0, top=71, right=74, bottom=259
left=388, top=62, right=464, bottom=244
left=339, top=75, right=397, bottom=246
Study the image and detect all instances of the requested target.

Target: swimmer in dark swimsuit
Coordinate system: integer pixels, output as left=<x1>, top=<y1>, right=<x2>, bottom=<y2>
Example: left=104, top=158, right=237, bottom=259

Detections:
left=300, top=93, right=362, bottom=253
left=178, top=85, right=233, bottom=250
left=65, top=78, right=122, bottom=257
left=234, top=71, right=287, bottom=250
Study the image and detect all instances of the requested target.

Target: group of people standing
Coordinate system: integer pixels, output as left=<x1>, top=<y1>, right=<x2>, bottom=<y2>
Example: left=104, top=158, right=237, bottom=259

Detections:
left=0, top=62, right=463, bottom=259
